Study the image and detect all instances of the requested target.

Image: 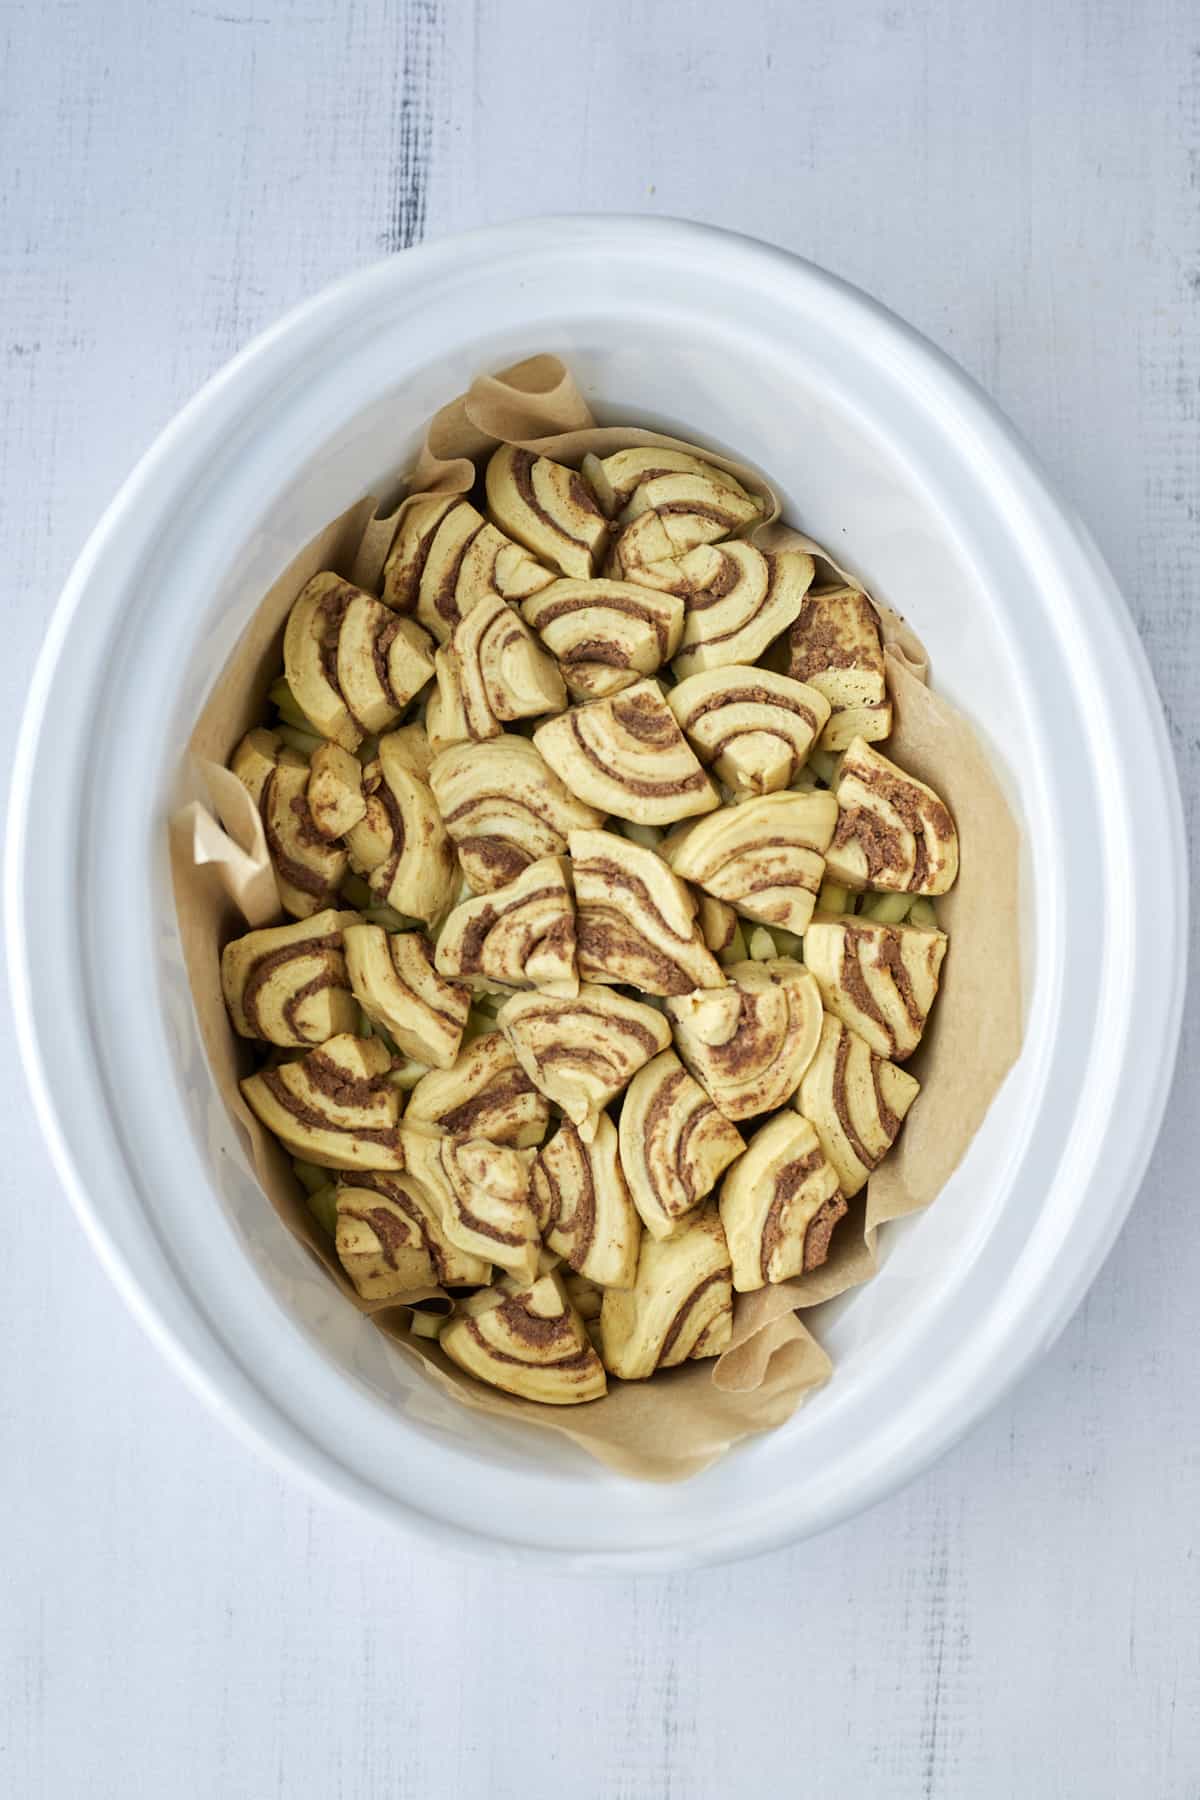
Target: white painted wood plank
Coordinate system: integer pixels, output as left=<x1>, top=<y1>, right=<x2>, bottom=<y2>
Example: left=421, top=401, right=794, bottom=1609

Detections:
left=2, top=1, right=1197, bottom=1795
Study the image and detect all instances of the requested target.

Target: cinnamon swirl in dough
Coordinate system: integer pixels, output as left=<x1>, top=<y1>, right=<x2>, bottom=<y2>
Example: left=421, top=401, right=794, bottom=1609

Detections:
left=599, top=1207, right=734, bottom=1380
left=430, top=736, right=604, bottom=894
left=499, top=983, right=671, bottom=1141
left=619, top=1050, right=745, bottom=1239
left=522, top=577, right=683, bottom=699
left=666, top=959, right=823, bottom=1121
left=823, top=736, right=958, bottom=895
left=568, top=828, right=723, bottom=996
left=660, top=789, right=837, bottom=936
left=485, top=445, right=610, bottom=579
left=382, top=494, right=555, bottom=640
left=795, top=1012, right=920, bottom=1196
left=284, top=573, right=435, bottom=751
left=719, top=1111, right=845, bottom=1289
left=441, top=1272, right=607, bottom=1405
left=533, top=680, right=718, bottom=826
left=804, top=916, right=947, bottom=1062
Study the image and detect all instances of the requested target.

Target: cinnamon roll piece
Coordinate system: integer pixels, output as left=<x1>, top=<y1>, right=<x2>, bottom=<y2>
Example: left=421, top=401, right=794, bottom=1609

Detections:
left=584, top=449, right=763, bottom=574
left=381, top=494, right=556, bottom=641
left=665, top=959, right=823, bottom=1121
left=562, top=1271, right=603, bottom=1325
left=343, top=924, right=470, bottom=1068
left=384, top=721, right=435, bottom=781
left=824, top=737, right=959, bottom=895
left=485, top=444, right=610, bottom=579
left=718, top=1111, right=845, bottom=1290
left=804, top=916, right=947, bottom=1061
left=345, top=731, right=457, bottom=925
left=580, top=446, right=743, bottom=514
left=568, top=828, right=723, bottom=996
left=231, top=732, right=348, bottom=917
left=599, top=1206, right=733, bottom=1380
left=531, top=1114, right=641, bottom=1289
left=240, top=1034, right=403, bottom=1171
left=306, top=742, right=367, bottom=840
left=283, top=573, right=436, bottom=751
left=222, top=909, right=359, bottom=1047
left=795, top=1012, right=920, bottom=1196
left=229, top=726, right=283, bottom=807
left=499, top=983, right=671, bottom=1142
left=440, top=1272, right=607, bottom=1405
left=696, top=895, right=739, bottom=957
left=618, top=1049, right=744, bottom=1239
left=405, top=1030, right=549, bottom=1148
left=424, top=592, right=566, bottom=753
left=785, top=585, right=892, bottom=750
left=628, top=542, right=814, bottom=677
left=532, top=680, right=718, bottom=826
left=659, top=789, right=837, bottom=936
left=521, top=578, right=684, bottom=700
left=429, top=736, right=605, bottom=895
left=402, top=1128, right=540, bottom=1285
left=435, top=856, right=577, bottom=996
left=667, top=666, right=831, bottom=797
left=334, top=1172, right=491, bottom=1298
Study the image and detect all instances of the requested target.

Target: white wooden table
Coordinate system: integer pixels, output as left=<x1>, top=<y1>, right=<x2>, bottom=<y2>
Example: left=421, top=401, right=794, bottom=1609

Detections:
left=4, top=3, right=1197, bottom=1794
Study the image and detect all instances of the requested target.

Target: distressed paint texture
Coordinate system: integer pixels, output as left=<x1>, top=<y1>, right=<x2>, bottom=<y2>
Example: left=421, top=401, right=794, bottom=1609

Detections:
left=2, top=1, right=1198, bottom=1797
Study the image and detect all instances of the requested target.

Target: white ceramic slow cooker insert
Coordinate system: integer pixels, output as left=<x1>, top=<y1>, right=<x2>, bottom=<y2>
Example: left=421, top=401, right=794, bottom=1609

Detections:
left=8, top=218, right=1187, bottom=1570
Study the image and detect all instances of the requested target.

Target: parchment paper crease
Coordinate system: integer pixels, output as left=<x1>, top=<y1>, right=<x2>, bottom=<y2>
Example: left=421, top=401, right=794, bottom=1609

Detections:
left=170, top=355, right=1022, bottom=1481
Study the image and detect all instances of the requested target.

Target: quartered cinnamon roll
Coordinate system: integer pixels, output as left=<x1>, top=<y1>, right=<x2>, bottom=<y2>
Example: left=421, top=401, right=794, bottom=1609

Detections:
left=795, top=1012, right=921, bottom=1196
left=435, top=856, right=577, bottom=995
left=343, top=923, right=470, bottom=1068
left=283, top=573, right=436, bottom=751
left=240, top=1034, right=404, bottom=1171
left=666, top=958, right=823, bottom=1121
left=440, top=1272, right=607, bottom=1405
left=568, top=828, right=723, bottom=996
left=582, top=448, right=763, bottom=574
left=404, top=1029, right=549, bottom=1148
left=599, top=1206, right=734, bottom=1380
left=667, top=666, right=831, bottom=797
left=718, top=1111, right=845, bottom=1290
left=499, top=983, right=672, bottom=1141
left=229, top=725, right=283, bottom=810
left=424, top=591, right=566, bottom=753
left=618, top=1049, right=745, bottom=1239
left=381, top=494, right=556, bottom=641
left=659, top=789, right=837, bottom=936
left=784, top=585, right=892, bottom=750
left=402, top=1128, right=540, bottom=1285
left=334, top=1172, right=491, bottom=1298
left=231, top=731, right=347, bottom=917
left=626, top=542, right=814, bottom=676
left=306, top=742, right=367, bottom=840
left=521, top=577, right=684, bottom=699
left=222, top=908, right=359, bottom=1047
left=429, top=735, right=605, bottom=894
left=346, top=730, right=457, bottom=924
left=824, top=736, right=959, bottom=895
left=382, top=721, right=435, bottom=781
left=803, top=916, right=948, bottom=1061
left=532, top=679, right=719, bottom=826
left=485, top=444, right=610, bottom=579
left=696, top=894, right=739, bottom=957
left=531, top=1114, right=642, bottom=1289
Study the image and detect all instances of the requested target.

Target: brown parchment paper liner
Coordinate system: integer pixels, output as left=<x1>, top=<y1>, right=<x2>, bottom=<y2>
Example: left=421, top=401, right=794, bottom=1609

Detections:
left=170, top=355, right=1021, bottom=1482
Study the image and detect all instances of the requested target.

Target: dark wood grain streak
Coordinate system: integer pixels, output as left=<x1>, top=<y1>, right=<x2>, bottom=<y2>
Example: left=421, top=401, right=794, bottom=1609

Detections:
left=385, top=0, right=440, bottom=252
